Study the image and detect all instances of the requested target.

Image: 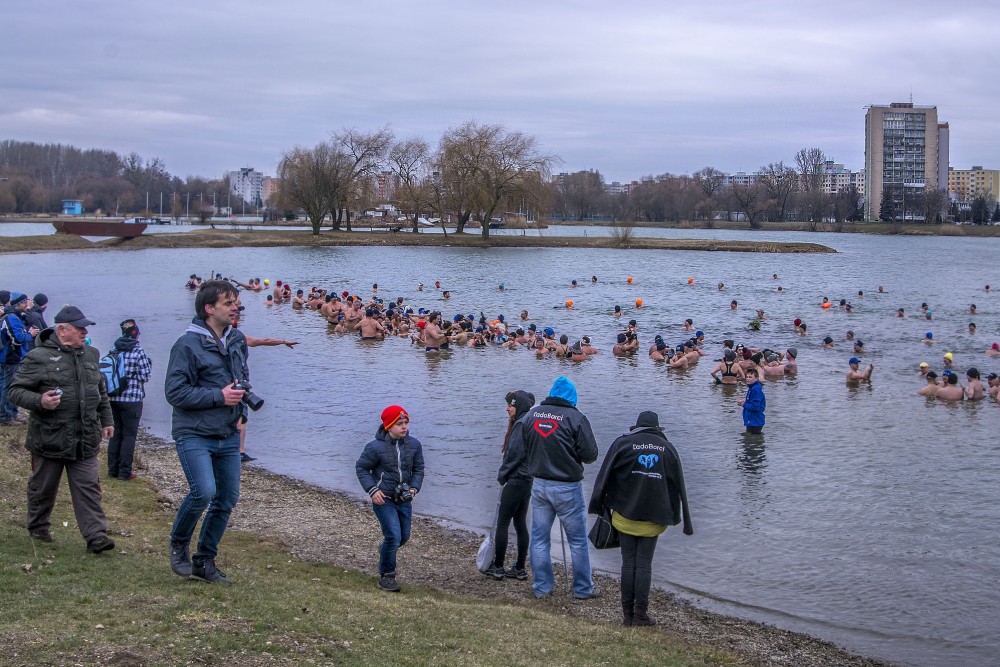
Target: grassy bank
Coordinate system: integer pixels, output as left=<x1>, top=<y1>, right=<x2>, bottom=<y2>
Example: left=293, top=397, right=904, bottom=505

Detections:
left=0, top=229, right=834, bottom=255
left=0, top=426, right=737, bottom=667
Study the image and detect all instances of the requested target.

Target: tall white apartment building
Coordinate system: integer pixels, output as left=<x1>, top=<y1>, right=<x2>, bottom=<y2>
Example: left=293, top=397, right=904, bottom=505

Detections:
left=228, top=167, right=264, bottom=208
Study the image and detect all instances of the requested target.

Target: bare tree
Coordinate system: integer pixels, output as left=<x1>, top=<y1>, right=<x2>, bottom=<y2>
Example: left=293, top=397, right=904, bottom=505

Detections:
left=922, top=187, right=948, bottom=224
left=729, top=181, right=768, bottom=229
left=332, top=126, right=394, bottom=231
left=437, top=121, right=556, bottom=240
left=557, top=170, right=607, bottom=220
left=758, top=162, right=799, bottom=222
left=794, top=147, right=827, bottom=193
left=278, top=143, right=350, bottom=235
left=388, top=138, right=433, bottom=232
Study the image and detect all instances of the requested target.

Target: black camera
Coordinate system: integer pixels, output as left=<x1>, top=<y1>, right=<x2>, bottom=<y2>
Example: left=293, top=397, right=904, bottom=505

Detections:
left=233, top=380, right=264, bottom=411
left=394, top=482, right=413, bottom=503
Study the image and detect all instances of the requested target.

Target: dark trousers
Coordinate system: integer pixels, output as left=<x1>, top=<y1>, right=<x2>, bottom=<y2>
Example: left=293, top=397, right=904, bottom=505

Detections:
left=27, top=454, right=109, bottom=542
left=619, top=532, right=660, bottom=607
left=108, top=401, right=143, bottom=478
left=494, top=479, right=532, bottom=569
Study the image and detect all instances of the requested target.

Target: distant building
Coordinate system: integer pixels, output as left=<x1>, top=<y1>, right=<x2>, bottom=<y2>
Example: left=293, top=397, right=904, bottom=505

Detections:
left=726, top=172, right=760, bottom=187
left=864, top=102, right=948, bottom=221
left=261, top=176, right=280, bottom=207
left=374, top=170, right=397, bottom=202
left=948, top=166, right=1000, bottom=202
left=62, top=199, right=83, bottom=215
left=816, top=161, right=865, bottom=197
left=228, top=168, right=264, bottom=208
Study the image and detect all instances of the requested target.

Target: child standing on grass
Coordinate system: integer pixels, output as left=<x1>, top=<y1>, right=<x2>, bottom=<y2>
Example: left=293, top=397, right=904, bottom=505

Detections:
left=355, top=405, right=425, bottom=592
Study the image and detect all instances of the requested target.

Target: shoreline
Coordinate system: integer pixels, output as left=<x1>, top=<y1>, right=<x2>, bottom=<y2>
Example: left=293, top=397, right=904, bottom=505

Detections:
left=0, top=229, right=835, bottom=254
left=135, top=430, right=889, bottom=667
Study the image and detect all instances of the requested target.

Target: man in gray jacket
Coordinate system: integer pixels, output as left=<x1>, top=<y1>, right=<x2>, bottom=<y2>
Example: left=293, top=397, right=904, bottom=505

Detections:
left=164, top=280, right=249, bottom=585
left=507, top=375, right=599, bottom=599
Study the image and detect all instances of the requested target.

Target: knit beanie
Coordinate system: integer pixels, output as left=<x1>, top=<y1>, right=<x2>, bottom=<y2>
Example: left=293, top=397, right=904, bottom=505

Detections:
left=381, top=405, right=409, bottom=430
left=33, top=293, right=48, bottom=307
left=120, top=319, right=140, bottom=338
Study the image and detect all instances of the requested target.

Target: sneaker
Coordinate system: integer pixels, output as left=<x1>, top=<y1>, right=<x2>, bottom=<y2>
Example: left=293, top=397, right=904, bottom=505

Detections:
left=30, top=530, right=53, bottom=543
left=86, top=536, right=116, bottom=554
left=170, top=541, right=192, bottom=577
left=190, top=559, right=232, bottom=585
left=240, top=452, right=256, bottom=463
left=574, top=588, right=603, bottom=600
left=484, top=564, right=505, bottom=581
left=378, top=575, right=401, bottom=592
left=504, top=566, right=528, bottom=580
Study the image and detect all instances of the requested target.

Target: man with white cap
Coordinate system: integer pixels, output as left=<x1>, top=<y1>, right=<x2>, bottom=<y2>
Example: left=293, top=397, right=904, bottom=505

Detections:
left=8, top=305, right=116, bottom=553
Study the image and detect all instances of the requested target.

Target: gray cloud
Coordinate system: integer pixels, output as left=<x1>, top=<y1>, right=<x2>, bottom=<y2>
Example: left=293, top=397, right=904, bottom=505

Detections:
left=2, top=1, right=997, bottom=182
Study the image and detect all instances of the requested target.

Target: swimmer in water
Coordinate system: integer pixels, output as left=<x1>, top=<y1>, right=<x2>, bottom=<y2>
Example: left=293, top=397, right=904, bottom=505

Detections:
left=772, top=274, right=778, bottom=280
left=569, top=340, right=588, bottom=362
left=581, top=336, right=599, bottom=355
left=922, top=332, right=934, bottom=344
left=730, top=300, right=738, bottom=310
left=783, top=348, right=798, bottom=374
left=823, top=336, right=834, bottom=348
left=776, top=286, right=783, bottom=294
left=571, top=280, right=578, bottom=288
left=962, top=368, right=985, bottom=400
left=683, top=319, right=694, bottom=331
left=857, top=290, right=864, bottom=299
left=897, top=308, right=906, bottom=318
left=846, top=357, right=873, bottom=385
left=613, top=305, right=622, bottom=317
left=970, top=304, right=977, bottom=314
left=986, top=373, right=999, bottom=399
left=878, top=286, right=886, bottom=293
left=709, top=349, right=745, bottom=385
left=969, top=322, right=977, bottom=334
left=985, top=343, right=1000, bottom=357
left=591, top=276, right=597, bottom=283
left=916, top=372, right=939, bottom=397
left=935, top=373, right=964, bottom=401
left=718, top=283, right=725, bottom=291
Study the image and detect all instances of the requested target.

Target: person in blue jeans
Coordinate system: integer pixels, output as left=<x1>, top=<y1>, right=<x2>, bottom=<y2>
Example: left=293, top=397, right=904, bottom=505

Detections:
left=507, top=376, right=599, bottom=599
left=164, top=280, right=250, bottom=585
left=356, top=405, right=425, bottom=592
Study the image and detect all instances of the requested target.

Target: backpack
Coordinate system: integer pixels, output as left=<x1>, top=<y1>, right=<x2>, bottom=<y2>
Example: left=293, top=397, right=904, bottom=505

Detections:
left=99, top=350, right=129, bottom=397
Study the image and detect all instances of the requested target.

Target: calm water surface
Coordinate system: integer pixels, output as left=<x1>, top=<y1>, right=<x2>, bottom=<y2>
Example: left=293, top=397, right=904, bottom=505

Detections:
left=2, top=231, right=998, bottom=667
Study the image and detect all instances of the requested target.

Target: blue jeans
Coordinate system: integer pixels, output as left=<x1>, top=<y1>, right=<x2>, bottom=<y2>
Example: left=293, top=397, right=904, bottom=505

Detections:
left=529, top=478, right=594, bottom=598
left=0, top=363, right=19, bottom=422
left=372, top=499, right=412, bottom=576
left=170, top=433, right=241, bottom=564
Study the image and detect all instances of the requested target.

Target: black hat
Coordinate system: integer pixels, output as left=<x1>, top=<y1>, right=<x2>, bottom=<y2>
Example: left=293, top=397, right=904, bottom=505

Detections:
left=54, top=305, right=96, bottom=327
left=0, top=290, right=9, bottom=305
left=631, top=411, right=660, bottom=430
left=120, top=318, right=139, bottom=338
left=33, top=293, right=48, bottom=307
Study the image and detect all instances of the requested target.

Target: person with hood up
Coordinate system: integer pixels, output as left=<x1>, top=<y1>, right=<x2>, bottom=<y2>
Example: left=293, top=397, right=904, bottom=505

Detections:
left=356, top=405, right=425, bottom=592
left=106, top=319, right=153, bottom=480
left=486, top=390, right=536, bottom=581
left=508, top=375, right=600, bottom=599
left=589, top=411, right=693, bottom=626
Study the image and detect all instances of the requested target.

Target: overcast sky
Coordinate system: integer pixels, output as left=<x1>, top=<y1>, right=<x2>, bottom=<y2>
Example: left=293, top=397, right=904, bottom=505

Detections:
left=3, top=2, right=997, bottom=183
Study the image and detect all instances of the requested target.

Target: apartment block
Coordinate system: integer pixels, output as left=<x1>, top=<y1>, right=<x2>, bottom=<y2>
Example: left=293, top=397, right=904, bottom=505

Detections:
left=228, top=167, right=264, bottom=208
left=948, top=166, right=1000, bottom=202
left=864, top=102, right=948, bottom=221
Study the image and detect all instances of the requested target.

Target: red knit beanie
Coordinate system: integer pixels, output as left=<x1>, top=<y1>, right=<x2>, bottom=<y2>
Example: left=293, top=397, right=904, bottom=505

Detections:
left=381, top=405, right=408, bottom=430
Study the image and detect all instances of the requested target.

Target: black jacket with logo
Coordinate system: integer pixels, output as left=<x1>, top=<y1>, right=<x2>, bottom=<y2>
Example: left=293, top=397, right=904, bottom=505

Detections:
left=507, top=397, right=598, bottom=483
left=588, top=426, right=693, bottom=534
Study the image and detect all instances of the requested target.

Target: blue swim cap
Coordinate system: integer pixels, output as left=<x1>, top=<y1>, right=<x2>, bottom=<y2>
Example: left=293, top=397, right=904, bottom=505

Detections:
left=849, top=357, right=860, bottom=365
left=453, top=314, right=462, bottom=322
left=925, top=332, right=933, bottom=339
left=696, top=330, right=704, bottom=337
left=528, top=323, right=536, bottom=330
left=498, top=314, right=505, bottom=321
left=544, top=327, right=555, bottom=336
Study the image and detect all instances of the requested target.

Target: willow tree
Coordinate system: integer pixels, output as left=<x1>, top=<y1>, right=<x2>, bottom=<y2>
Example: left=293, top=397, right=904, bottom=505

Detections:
left=437, top=121, right=556, bottom=240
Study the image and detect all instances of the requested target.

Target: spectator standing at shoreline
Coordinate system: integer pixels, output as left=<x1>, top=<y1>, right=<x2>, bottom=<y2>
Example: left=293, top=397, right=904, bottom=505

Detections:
left=106, top=318, right=153, bottom=481
left=508, top=375, right=600, bottom=600
left=9, top=305, right=116, bottom=553
left=165, top=280, right=250, bottom=585
left=589, top=411, right=693, bottom=626
left=356, top=405, right=425, bottom=592
left=1, top=292, right=40, bottom=425
left=489, top=390, right=536, bottom=581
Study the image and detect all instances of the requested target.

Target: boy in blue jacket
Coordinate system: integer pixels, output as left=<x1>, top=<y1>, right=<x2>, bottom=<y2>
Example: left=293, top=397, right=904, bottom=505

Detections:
left=356, top=405, right=425, bottom=592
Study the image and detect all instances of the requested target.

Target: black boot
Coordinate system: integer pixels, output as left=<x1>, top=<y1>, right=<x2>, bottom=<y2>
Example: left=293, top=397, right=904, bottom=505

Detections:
left=622, top=602, right=635, bottom=627
left=633, top=604, right=657, bottom=626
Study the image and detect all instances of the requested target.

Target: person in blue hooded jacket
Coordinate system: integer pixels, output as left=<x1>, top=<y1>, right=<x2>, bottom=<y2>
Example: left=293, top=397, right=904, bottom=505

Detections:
left=507, top=375, right=599, bottom=600
left=737, top=367, right=766, bottom=434
left=356, top=405, right=425, bottom=593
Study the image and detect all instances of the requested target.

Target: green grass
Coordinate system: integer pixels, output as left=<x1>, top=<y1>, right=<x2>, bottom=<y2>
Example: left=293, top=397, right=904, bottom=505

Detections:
left=0, top=428, right=739, bottom=666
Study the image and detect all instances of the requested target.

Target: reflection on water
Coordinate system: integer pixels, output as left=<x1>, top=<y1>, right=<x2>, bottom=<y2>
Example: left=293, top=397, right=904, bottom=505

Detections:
left=3, top=232, right=999, bottom=667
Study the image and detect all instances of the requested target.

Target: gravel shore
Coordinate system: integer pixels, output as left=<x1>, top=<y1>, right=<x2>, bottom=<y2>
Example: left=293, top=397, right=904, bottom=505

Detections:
left=136, top=431, right=891, bottom=667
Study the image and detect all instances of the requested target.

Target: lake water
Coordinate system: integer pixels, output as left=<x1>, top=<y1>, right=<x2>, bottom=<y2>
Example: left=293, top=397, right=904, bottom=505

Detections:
left=2, top=230, right=998, bottom=666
